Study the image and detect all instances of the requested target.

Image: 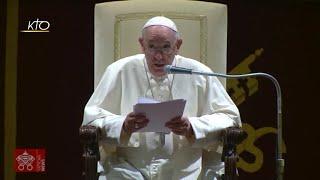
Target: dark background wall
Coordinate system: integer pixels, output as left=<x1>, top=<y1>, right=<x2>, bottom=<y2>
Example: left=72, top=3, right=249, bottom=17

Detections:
left=1, top=0, right=320, bottom=180
left=227, top=1, right=320, bottom=179
left=1, top=0, right=7, bottom=179
left=15, top=0, right=94, bottom=180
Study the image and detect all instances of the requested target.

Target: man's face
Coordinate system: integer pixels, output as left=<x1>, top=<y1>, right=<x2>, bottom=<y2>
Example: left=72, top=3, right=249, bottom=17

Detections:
left=139, top=26, right=182, bottom=77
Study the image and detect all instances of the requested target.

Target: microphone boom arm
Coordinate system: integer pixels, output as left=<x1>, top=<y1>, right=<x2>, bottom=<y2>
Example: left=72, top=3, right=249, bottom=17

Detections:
left=169, top=68, right=285, bottom=180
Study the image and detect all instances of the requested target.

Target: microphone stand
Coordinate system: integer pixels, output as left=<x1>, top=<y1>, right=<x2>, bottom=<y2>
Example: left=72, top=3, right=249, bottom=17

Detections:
left=169, top=69, right=285, bottom=180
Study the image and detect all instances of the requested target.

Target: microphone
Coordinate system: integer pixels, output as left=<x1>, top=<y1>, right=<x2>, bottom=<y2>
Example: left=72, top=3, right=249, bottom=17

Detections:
left=164, top=65, right=193, bottom=74
left=164, top=64, right=284, bottom=180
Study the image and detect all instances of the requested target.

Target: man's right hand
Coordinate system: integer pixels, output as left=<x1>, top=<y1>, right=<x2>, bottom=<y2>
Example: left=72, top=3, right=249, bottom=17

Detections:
left=122, top=112, right=149, bottom=134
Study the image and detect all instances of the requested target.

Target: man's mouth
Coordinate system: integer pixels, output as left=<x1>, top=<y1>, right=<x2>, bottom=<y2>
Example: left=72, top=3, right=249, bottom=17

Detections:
left=154, top=64, right=165, bottom=68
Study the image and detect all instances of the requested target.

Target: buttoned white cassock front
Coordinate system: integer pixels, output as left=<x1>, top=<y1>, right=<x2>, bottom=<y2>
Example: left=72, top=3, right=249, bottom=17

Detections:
left=82, top=54, right=241, bottom=180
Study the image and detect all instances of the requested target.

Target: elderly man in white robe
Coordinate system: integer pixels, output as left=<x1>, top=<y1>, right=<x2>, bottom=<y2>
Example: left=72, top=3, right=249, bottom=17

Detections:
left=83, top=16, right=241, bottom=180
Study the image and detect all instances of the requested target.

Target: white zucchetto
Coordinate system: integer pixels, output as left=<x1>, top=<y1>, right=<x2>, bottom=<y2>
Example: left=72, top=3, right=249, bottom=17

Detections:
left=142, top=16, right=178, bottom=32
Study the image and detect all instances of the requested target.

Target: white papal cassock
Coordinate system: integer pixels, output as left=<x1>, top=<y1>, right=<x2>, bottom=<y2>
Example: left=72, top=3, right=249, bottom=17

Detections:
left=83, top=54, right=241, bottom=180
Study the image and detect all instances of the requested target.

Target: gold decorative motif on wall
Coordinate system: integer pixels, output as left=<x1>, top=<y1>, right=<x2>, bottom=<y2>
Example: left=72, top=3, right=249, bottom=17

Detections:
left=227, top=48, right=263, bottom=105
left=237, top=123, right=287, bottom=172
left=227, top=48, right=287, bottom=173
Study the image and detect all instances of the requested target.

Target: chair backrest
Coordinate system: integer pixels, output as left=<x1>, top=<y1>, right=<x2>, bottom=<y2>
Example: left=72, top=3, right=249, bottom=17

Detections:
left=94, top=0, right=228, bottom=87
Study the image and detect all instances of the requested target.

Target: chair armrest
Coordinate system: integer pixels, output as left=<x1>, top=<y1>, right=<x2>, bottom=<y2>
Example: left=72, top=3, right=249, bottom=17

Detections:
left=221, top=127, right=246, bottom=180
left=80, top=125, right=101, bottom=180
left=79, top=125, right=245, bottom=180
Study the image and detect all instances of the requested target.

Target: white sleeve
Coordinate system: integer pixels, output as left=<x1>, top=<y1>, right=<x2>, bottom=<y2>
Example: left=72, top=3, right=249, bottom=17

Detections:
left=82, top=66, right=125, bottom=146
left=189, top=75, right=241, bottom=148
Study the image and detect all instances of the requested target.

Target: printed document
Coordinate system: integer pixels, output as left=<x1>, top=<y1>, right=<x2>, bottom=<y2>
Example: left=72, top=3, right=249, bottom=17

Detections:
left=134, top=97, right=186, bottom=133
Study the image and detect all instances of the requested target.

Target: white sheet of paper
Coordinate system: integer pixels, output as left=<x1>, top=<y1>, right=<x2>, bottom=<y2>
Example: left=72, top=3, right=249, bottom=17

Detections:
left=137, top=97, right=159, bottom=104
left=134, top=98, right=186, bottom=133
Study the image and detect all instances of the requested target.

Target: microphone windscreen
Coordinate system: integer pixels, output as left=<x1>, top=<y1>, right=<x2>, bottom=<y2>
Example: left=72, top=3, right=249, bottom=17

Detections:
left=164, top=65, right=172, bottom=73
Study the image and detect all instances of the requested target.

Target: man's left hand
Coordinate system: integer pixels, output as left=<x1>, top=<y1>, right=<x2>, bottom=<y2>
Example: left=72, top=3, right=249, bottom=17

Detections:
left=165, top=116, right=194, bottom=138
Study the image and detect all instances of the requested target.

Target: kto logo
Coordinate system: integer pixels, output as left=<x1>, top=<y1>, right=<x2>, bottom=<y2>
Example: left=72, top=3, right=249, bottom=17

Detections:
left=14, top=148, right=46, bottom=172
left=21, top=18, right=50, bottom=32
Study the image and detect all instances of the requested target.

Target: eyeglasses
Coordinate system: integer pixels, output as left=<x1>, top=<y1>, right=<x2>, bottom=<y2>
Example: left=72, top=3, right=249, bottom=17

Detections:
left=145, top=46, right=175, bottom=55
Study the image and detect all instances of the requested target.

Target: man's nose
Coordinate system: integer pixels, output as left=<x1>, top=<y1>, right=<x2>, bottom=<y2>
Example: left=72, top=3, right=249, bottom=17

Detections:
left=154, top=51, right=163, bottom=60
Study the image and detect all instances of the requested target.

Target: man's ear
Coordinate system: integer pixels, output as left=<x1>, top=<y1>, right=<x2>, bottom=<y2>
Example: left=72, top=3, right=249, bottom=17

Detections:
left=176, top=39, right=183, bottom=50
left=138, top=37, right=145, bottom=52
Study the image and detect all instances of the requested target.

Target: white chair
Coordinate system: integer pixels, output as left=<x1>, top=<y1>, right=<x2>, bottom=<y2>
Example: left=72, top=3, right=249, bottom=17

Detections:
left=80, top=1, right=244, bottom=179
